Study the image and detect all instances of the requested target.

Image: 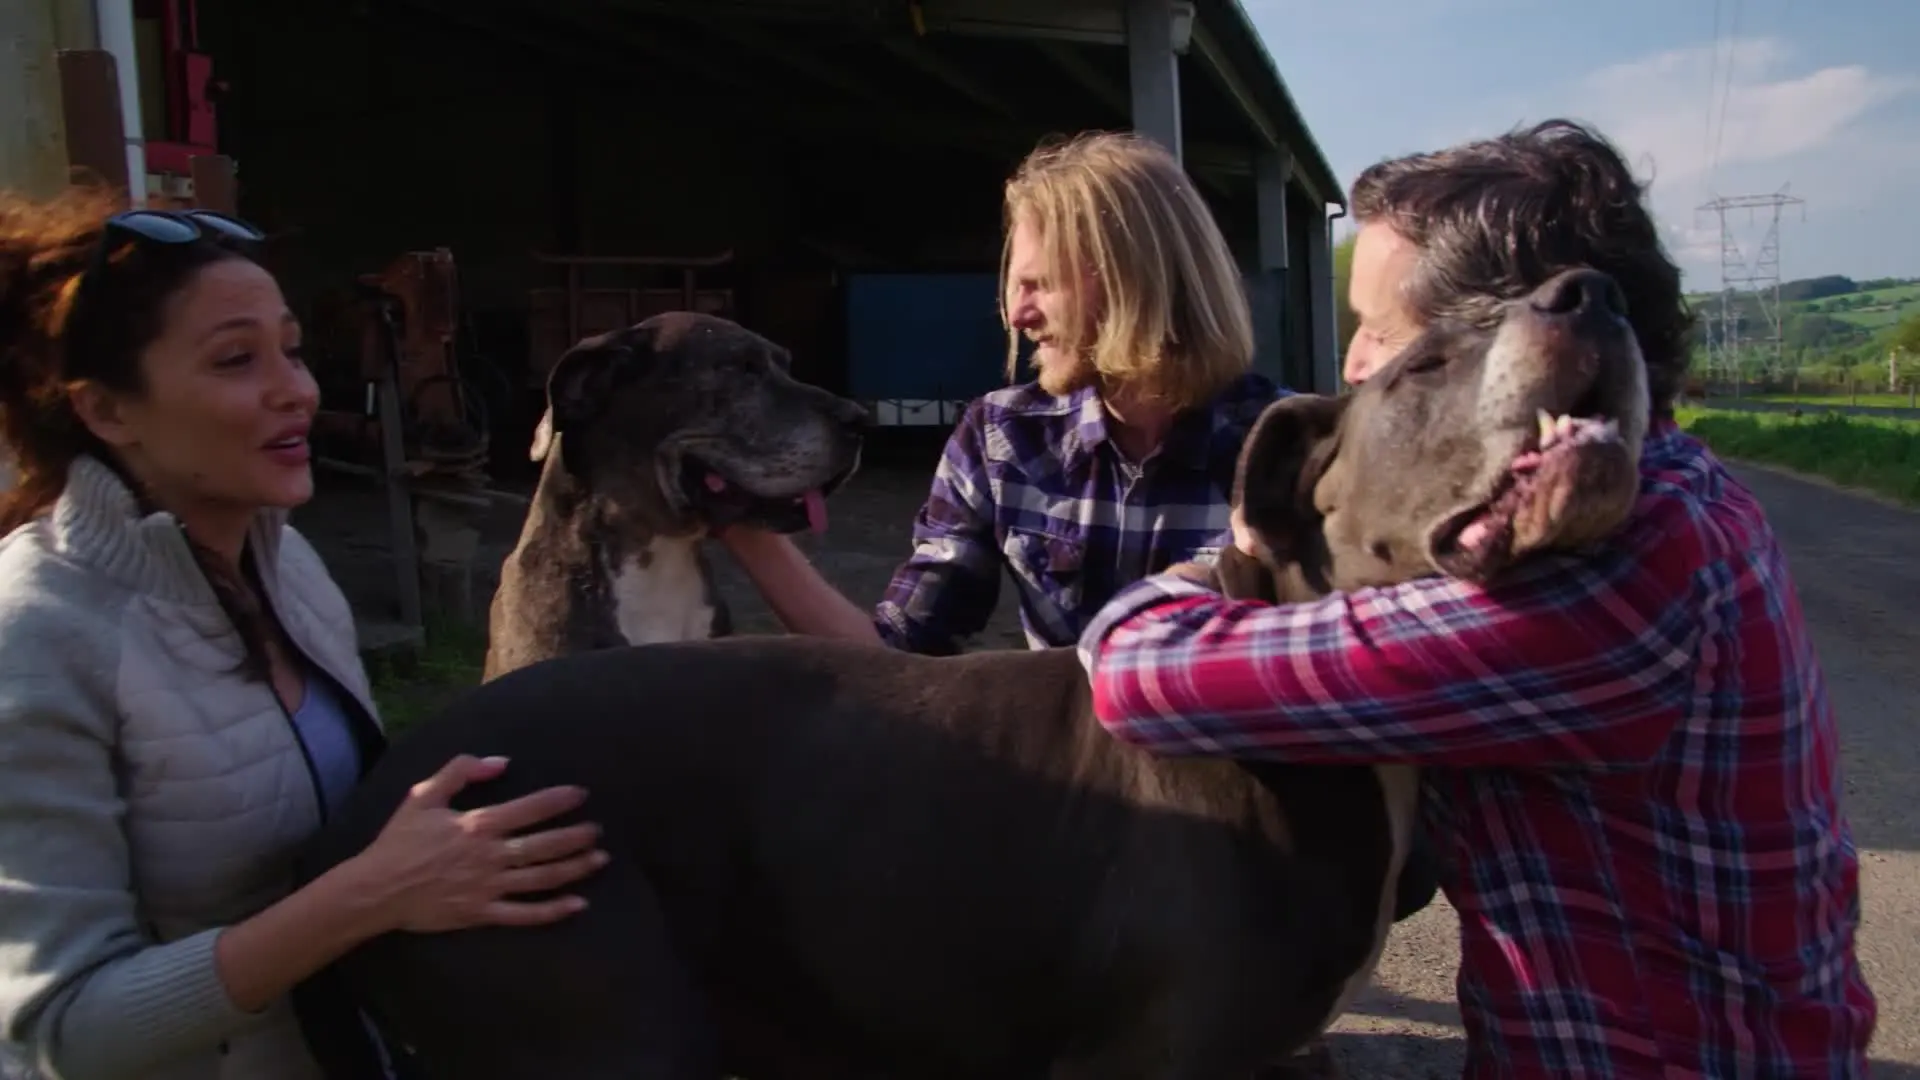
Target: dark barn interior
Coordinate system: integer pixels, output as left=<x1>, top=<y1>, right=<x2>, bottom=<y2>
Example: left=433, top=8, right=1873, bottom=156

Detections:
left=117, top=0, right=1346, bottom=644
left=187, top=0, right=1341, bottom=481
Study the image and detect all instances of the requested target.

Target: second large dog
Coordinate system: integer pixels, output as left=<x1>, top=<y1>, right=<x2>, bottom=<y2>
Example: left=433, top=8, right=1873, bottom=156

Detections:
left=483, top=312, right=867, bottom=680
left=298, top=269, right=1651, bottom=1078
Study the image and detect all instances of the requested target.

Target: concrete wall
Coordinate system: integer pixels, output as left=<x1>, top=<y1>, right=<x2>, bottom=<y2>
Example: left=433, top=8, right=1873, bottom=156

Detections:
left=0, top=0, right=97, bottom=198
left=0, top=0, right=98, bottom=498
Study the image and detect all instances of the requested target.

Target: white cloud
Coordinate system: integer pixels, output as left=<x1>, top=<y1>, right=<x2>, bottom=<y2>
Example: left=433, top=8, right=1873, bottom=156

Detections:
left=1499, top=37, right=1919, bottom=281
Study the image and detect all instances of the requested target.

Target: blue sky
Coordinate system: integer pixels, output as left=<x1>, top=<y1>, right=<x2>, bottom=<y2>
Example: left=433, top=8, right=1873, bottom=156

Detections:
left=1244, top=0, right=1920, bottom=289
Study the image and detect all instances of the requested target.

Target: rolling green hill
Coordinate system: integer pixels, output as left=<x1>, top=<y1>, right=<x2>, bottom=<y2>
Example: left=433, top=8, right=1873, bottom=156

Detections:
left=1684, top=275, right=1919, bottom=365
left=1810, top=283, right=1920, bottom=331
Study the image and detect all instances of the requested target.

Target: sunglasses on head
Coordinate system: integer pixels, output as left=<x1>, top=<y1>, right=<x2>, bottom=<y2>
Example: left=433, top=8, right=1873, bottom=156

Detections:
left=64, top=209, right=269, bottom=337
left=100, top=208, right=267, bottom=248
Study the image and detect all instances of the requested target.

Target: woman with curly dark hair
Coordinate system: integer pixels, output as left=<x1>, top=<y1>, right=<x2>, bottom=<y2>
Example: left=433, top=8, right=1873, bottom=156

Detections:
left=0, top=186, right=608, bottom=1080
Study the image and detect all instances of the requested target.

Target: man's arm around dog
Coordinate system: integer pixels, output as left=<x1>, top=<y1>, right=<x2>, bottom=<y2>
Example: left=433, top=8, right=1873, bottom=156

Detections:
left=1077, top=424, right=1714, bottom=769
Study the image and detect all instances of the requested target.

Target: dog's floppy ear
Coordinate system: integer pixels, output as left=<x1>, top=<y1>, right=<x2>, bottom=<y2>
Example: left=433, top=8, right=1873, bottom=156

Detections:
left=1232, top=394, right=1350, bottom=563
left=1214, top=544, right=1281, bottom=604
left=528, top=326, right=655, bottom=463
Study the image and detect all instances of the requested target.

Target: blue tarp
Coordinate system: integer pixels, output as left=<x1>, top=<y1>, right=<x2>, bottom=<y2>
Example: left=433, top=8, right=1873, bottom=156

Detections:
left=843, top=273, right=1016, bottom=401
left=844, top=269, right=1289, bottom=401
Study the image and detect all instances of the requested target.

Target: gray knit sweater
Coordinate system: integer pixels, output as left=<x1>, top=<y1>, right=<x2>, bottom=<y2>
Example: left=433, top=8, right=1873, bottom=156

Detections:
left=0, top=456, right=381, bottom=1080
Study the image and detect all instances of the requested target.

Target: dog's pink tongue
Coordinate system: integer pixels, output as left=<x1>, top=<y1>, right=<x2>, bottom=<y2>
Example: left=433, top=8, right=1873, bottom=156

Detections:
left=803, top=488, right=828, bottom=534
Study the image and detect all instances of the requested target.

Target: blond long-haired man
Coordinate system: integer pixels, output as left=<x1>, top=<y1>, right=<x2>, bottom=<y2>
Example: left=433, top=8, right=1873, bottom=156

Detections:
left=719, top=131, right=1275, bottom=655
left=718, top=128, right=1388, bottom=1079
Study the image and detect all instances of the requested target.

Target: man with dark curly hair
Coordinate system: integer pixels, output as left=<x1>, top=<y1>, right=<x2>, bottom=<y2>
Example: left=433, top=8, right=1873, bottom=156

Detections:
left=1077, top=119, right=1878, bottom=1078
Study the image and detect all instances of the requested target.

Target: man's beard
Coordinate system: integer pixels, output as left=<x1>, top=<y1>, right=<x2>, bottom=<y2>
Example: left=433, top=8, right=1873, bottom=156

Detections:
left=1035, top=349, right=1097, bottom=397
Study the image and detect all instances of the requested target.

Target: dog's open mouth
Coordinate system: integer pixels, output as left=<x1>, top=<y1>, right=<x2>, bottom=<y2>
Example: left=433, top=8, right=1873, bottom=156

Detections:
left=1428, top=408, right=1628, bottom=580
left=678, top=456, right=857, bottom=535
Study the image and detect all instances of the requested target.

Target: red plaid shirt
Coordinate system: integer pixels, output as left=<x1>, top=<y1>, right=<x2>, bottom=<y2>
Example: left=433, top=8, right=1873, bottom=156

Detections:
left=1075, top=421, right=1876, bottom=1078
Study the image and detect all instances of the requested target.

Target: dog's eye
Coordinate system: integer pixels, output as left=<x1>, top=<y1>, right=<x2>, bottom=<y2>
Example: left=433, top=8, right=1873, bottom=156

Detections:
left=1400, top=349, right=1448, bottom=375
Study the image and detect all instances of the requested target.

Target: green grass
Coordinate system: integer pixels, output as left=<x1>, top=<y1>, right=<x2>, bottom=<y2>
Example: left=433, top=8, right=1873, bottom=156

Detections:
left=363, top=617, right=490, bottom=735
left=1675, top=406, right=1920, bottom=506
left=1749, top=391, right=1919, bottom=409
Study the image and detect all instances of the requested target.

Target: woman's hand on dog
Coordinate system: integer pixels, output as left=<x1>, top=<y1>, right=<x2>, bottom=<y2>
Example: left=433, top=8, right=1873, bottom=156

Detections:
left=349, top=754, right=609, bottom=934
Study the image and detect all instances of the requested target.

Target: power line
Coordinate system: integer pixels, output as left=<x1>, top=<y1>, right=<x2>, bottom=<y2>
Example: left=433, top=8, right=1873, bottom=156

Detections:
left=1695, top=187, right=1807, bottom=382
left=1701, top=0, right=1723, bottom=190
left=1707, top=0, right=1746, bottom=183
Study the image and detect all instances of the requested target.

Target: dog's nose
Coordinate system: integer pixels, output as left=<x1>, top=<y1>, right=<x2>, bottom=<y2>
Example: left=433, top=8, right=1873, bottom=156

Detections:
left=1532, top=269, right=1628, bottom=323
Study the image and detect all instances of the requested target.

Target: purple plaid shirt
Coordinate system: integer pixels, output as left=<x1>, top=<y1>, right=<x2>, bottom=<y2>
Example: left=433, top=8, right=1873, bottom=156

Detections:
left=872, top=372, right=1283, bottom=655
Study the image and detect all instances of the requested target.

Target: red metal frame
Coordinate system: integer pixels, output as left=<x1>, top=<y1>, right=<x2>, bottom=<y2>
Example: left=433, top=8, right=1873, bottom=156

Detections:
left=135, top=0, right=219, bottom=176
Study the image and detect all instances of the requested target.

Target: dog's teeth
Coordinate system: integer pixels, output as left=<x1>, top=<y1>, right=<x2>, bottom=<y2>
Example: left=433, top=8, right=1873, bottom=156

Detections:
left=1602, top=418, right=1620, bottom=439
left=1537, top=408, right=1556, bottom=446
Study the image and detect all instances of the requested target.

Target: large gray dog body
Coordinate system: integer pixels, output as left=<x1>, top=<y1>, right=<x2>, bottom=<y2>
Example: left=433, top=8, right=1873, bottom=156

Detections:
left=484, top=312, right=867, bottom=680
left=297, top=270, right=1651, bottom=1079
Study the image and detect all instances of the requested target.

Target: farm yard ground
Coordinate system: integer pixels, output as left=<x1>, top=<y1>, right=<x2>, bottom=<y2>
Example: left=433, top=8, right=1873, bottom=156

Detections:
left=290, top=451, right=1920, bottom=1078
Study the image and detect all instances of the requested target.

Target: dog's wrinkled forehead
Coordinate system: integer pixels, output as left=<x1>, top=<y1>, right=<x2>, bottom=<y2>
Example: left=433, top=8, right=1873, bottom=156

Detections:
left=532, top=311, right=791, bottom=465
left=641, top=310, right=790, bottom=373
left=553, top=314, right=785, bottom=409
left=574, top=310, right=786, bottom=369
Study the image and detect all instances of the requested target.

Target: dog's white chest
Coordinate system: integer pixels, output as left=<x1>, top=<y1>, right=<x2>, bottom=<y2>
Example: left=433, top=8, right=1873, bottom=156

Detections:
left=608, top=541, right=716, bottom=645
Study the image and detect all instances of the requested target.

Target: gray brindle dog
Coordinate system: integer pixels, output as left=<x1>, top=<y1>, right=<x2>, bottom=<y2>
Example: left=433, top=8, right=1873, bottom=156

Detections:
left=297, top=268, right=1649, bottom=1079
left=483, top=311, right=867, bottom=681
